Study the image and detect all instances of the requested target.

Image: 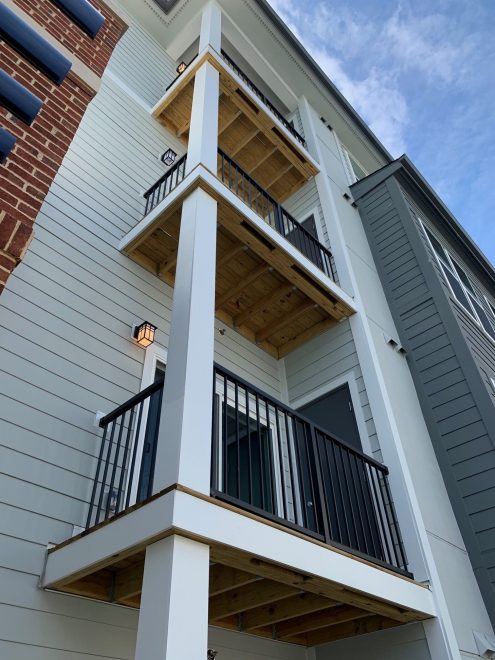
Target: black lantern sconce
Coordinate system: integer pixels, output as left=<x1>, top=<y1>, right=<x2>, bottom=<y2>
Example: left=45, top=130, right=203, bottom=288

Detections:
left=161, top=148, right=177, bottom=167
left=132, top=321, right=157, bottom=348
left=176, top=61, right=187, bottom=75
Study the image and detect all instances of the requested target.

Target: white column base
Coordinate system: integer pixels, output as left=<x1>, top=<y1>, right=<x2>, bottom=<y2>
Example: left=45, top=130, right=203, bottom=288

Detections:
left=134, top=535, right=210, bottom=660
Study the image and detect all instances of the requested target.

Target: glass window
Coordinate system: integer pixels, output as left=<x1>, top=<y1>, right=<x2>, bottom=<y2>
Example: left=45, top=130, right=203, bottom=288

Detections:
left=421, top=220, right=495, bottom=343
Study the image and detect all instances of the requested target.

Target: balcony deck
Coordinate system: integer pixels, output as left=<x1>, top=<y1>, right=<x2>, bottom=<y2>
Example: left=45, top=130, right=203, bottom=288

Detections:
left=123, top=154, right=355, bottom=358
left=151, top=48, right=319, bottom=202
left=42, top=367, right=433, bottom=646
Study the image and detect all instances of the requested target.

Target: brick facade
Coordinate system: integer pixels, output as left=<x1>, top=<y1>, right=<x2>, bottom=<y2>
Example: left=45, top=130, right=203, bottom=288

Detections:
left=0, top=0, right=127, bottom=294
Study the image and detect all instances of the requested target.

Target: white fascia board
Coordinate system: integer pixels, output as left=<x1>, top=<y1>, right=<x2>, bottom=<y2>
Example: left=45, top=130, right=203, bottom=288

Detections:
left=172, top=490, right=435, bottom=616
left=42, top=491, right=175, bottom=588
left=119, top=165, right=356, bottom=312
left=43, top=488, right=434, bottom=617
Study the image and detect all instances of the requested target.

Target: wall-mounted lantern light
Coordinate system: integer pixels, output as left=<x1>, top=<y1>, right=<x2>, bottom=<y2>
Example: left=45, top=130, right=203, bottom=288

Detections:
left=132, top=321, right=157, bottom=348
left=161, top=148, right=177, bottom=166
left=176, top=61, right=187, bottom=75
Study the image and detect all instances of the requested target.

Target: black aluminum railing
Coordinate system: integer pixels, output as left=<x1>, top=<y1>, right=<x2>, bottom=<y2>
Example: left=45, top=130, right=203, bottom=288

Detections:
left=218, top=149, right=335, bottom=280
left=85, top=377, right=163, bottom=529
left=221, top=49, right=306, bottom=148
left=211, top=365, right=409, bottom=575
left=165, top=55, right=198, bottom=92
left=143, top=153, right=187, bottom=215
left=86, top=365, right=409, bottom=575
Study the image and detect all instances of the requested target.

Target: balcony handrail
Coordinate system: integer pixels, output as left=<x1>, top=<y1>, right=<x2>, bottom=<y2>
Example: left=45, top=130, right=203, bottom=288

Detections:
left=218, top=148, right=335, bottom=280
left=211, top=363, right=409, bottom=575
left=143, top=152, right=188, bottom=215
left=220, top=49, right=306, bottom=148
left=165, top=54, right=198, bottom=92
left=98, top=378, right=163, bottom=428
left=86, top=363, right=409, bottom=575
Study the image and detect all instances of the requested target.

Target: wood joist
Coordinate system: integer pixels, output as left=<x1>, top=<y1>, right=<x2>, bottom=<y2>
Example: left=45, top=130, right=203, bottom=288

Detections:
left=51, top=542, right=427, bottom=647
left=151, top=52, right=318, bottom=202
left=127, top=191, right=353, bottom=358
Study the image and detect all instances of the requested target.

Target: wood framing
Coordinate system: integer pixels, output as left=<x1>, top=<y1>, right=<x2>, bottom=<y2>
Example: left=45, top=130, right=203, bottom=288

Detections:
left=123, top=180, right=354, bottom=358
left=151, top=50, right=319, bottom=202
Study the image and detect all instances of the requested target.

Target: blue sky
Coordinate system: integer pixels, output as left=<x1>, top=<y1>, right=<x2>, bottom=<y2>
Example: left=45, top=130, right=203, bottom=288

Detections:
left=267, top=0, right=495, bottom=264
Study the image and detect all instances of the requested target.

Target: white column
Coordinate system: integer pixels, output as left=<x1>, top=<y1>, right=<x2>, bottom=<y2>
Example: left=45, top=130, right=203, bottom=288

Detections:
left=297, top=95, right=462, bottom=660
left=199, top=1, right=222, bottom=53
left=186, top=61, right=219, bottom=174
left=153, top=187, right=217, bottom=495
left=134, top=535, right=210, bottom=660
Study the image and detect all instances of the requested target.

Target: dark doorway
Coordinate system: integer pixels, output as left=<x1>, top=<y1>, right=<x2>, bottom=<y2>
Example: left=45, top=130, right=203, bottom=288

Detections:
left=298, top=383, right=361, bottom=450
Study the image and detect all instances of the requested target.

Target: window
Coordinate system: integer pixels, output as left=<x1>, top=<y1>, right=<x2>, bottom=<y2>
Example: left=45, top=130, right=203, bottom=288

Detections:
left=338, top=139, right=368, bottom=184
left=421, top=221, right=495, bottom=342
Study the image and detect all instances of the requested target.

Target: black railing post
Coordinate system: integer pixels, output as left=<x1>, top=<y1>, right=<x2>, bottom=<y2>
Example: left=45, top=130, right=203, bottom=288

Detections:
left=309, top=426, right=331, bottom=544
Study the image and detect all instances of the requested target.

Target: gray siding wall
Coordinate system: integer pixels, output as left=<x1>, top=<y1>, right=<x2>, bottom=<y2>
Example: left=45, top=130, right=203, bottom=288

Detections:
left=355, top=176, right=495, bottom=626
left=0, top=15, right=286, bottom=658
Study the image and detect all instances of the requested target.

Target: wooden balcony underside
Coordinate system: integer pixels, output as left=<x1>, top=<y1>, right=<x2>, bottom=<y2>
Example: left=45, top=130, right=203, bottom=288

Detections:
left=152, top=53, right=318, bottom=202
left=51, top=499, right=429, bottom=647
left=127, top=188, right=353, bottom=358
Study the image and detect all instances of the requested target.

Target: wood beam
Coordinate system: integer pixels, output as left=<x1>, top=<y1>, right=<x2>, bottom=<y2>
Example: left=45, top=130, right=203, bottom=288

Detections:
left=210, top=545, right=424, bottom=623
left=215, top=263, right=271, bottom=310
left=277, top=604, right=369, bottom=639
left=257, top=161, right=293, bottom=191
left=114, top=563, right=144, bottom=602
left=209, top=565, right=260, bottom=597
left=299, top=615, right=401, bottom=646
left=242, top=592, right=339, bottom=631
left=234, top=283, right=296, bottom=328
left=256, top=301, right=316, bottom=342
left=247, top=145, right=277, bottom=175
left=176, top=116, right=191, bottom=138
left=231, top=128, right=260, bottom=157
left=158, top=254, right=178, bottom=277
left=217, top=243, right=247, bottom=268
left=209, top=578, right=299, bottom=620
left=219, top=108, right=242, bottom=136
left=277, top=317, right=336, bottom=357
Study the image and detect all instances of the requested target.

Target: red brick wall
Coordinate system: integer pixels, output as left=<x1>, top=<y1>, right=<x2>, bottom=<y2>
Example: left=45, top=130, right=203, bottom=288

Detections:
left=0, top=1, right=127, bottom=294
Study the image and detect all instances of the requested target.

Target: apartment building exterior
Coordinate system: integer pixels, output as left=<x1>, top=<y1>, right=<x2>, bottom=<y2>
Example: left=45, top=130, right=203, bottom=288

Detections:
left=0, top=1, right=494, bottom=659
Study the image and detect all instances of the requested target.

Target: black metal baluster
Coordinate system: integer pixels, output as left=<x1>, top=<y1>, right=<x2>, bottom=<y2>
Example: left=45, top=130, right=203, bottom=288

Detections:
left=125, top=400, right=144, bottom=509
left=96, top=420, right=117, bottom=524
left=115, top=406, right=136, bottom=514
left=105, top=411, right=127, bottom=519
left=368, top=466, right=394, bottom=566
left=86, top=424, right=109, bottom=529
left=274, top=405, right=288, bottom=520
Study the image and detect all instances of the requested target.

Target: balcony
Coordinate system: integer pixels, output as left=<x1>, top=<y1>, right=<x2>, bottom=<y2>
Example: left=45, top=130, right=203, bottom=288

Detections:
left=123, top=150, right=354, bottom=358
left=43, top=365, right=433, bottom=645
left=152, top=47, right=319, bottom=202
left=87, top=364, right=409, bottom=577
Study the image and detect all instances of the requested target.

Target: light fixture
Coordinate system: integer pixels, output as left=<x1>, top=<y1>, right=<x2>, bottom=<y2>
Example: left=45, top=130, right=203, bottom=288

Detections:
left=208, top=650, right=218, bottom=660
left=161, top=148, right=177, bottom=166
left=133, top=321, right=157, bottom=348
left=176, top=61, right=187, bottom=75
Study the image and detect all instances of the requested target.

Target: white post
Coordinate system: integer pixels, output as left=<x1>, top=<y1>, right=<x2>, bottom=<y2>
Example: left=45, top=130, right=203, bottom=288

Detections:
left=134, top=535, right=210, bottom=660
left=199, top=1, right=222, bottom=53
left=186, top=61, right=219, bottom=173
left=152, top=187, right=217, bottom=495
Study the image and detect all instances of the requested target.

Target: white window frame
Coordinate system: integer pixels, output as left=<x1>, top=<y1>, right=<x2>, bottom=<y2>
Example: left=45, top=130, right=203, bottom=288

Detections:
left=213, top=381, right=288, bottom=519
left=420, top=219, right=495, bottom=345
left=125, top=345, right=168, bottom=506
left=337, top=138, right=368, bottom=185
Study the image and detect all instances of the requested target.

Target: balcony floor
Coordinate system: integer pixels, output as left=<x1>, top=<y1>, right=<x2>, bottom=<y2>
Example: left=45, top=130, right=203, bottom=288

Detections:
left=125, top=176, right=354, bottom=358
left=48, top=487, right=431, bottom=647
left=152, top=50, right=318, bottom=202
